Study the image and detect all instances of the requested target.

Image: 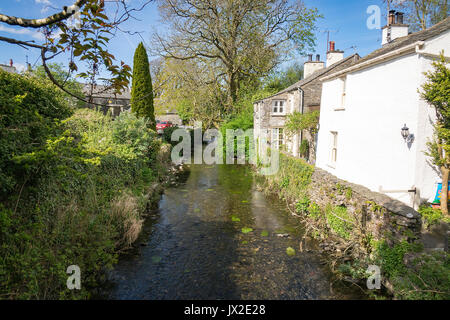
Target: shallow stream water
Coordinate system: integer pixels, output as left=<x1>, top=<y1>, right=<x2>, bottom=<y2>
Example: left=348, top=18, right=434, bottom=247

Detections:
left=103, top=164, right=363, bottom=300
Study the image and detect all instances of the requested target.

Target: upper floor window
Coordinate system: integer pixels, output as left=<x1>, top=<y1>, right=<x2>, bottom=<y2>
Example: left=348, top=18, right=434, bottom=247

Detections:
left=272, top=100, right=286, bottom=115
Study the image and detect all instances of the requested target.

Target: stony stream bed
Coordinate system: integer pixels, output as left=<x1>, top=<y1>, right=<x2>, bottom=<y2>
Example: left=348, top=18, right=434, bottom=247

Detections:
left=101, top=164, right=364, bottom=300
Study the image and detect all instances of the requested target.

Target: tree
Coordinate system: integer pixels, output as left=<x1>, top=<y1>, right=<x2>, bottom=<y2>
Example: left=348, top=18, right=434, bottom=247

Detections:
left=131, top=43, right=156, bottom=129
left=152, top=56, right=227, bottom=128
left=30, top=63, right=84, bottom=109
left=265, top=62, right=304, bottom=92
left=0, top=0, right=152, bottom=104
left=420, top=54, right=450, bottom=215
left=153, top=0, right=321, bottom=111
left=285, top=111, right=320, bottom=161
left=389, top=0, right=449, bottom=31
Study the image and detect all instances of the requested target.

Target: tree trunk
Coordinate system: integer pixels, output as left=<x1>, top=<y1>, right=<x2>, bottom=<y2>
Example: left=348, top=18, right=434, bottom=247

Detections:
left=227, top=71, right=238, bottom=109
left=441, top=166, right=449, bottom=215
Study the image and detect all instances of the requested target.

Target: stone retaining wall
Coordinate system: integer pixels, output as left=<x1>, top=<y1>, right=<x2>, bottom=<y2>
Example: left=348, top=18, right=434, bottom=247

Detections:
left=308, top=167, right=422, bottom=245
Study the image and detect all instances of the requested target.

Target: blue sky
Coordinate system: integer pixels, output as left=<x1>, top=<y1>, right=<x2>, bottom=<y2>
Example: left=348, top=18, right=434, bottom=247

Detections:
left=0, top=0, right=389, bottom=74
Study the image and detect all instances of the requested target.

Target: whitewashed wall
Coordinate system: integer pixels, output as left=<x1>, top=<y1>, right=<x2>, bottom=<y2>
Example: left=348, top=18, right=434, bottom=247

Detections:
left=316, top=31, right=450, bottom=208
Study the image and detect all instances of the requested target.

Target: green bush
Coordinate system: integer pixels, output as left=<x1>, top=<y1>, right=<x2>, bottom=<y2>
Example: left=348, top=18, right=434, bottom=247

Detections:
left=325, top=205, right=354, bottom=240
left=0, top=70, right=71, bottom=196
left=299, top=140, right=309, bottom=158
left=371, top=240, right=449, bottom=300
left=295, top=197, right=310, bottom=214
left=276, top=154, right=315, bottom=198
left=418, top=205, right=450, bottom=229
left=392, top=251, right=450, bottom=300
left=162, top=126, right=179, bottom=146
left=307, top=202, right=322, bottom=220
left=220, top=109, right=254, bottom=161
left=0, top=100, right=166, bottom=298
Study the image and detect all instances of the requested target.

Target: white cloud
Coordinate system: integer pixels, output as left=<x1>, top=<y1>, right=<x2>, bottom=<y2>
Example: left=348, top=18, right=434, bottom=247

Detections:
left=35, top=0, right=53, bottom=14
left=0, top=25, right=44, bottom=40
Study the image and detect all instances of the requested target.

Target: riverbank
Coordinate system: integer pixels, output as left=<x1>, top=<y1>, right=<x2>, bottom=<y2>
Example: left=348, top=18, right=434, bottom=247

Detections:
left=257, top=153, right=450, bottom=300
left=0, top=76, right=176, bottom=299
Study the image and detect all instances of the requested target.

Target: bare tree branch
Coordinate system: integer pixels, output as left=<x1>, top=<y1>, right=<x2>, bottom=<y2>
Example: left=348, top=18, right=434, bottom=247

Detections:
left=0, top=0, right=88, bottom=28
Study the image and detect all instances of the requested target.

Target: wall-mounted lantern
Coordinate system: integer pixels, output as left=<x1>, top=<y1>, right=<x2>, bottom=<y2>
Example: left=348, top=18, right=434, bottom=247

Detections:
left=401, top=124, right=415, bottom=146
left=401, top=124, right=410, bottom=141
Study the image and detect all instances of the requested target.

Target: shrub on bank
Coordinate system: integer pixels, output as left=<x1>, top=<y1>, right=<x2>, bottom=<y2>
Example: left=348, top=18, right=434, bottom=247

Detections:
left=0, top=84, right=166, bottom=299
left=0, top=70, right=71, bottom=197
left=162, top=126, right=179, bottom=146
left=418, top=205, right=450, bottom=230
left=266, top=153, right=314, bottom=200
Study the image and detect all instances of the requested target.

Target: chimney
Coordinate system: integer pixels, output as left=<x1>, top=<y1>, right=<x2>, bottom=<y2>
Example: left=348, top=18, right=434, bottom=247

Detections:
left=329, top=41, right=335, bottom=52
left=304, top=54, right=324, bottom=78
left=326, top=41, right=344, bottom=67
left=382, top=11, right=409, bottom=46
left=9, top=59, right=13, bottom=67
left=396, top=12, right=404, bottom=24
left=388, top=10, right=396, bottom=25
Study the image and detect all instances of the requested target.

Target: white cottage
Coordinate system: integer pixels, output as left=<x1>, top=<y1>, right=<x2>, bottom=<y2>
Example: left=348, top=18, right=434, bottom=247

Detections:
left=315, top=14, right=450, bottom=209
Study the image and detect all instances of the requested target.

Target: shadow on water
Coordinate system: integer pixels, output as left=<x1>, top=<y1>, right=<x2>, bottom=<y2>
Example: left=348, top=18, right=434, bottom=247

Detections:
left=102, top=164, right=365, bottom=300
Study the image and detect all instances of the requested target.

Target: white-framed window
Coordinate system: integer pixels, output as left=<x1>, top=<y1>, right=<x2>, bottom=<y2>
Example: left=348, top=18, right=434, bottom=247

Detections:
left=272, top=100, right=286, bottom=115
left=341, top=76, right=347, bottom=107
left=272, top=128, right=284, bottom=150
left=329, top=131, right=338, bottom=167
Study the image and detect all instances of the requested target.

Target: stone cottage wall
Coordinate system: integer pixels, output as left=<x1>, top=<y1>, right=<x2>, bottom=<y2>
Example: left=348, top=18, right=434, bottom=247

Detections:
left=308, top=167, right=422, bottom=244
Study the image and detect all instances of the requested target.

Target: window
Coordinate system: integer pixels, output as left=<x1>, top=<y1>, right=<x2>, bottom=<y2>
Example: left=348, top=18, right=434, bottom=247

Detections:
left=272, top=128, right=284, bottom=149
left=272, top=100, right=286, bottom=115
left=329, top=131, right=338, bottom=167
left=341, top=76, right=347, bottom=107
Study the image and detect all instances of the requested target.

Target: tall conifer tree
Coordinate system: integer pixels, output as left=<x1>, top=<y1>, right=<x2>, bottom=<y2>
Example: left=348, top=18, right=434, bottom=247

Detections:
left=131, top=42, right=155, bottom=129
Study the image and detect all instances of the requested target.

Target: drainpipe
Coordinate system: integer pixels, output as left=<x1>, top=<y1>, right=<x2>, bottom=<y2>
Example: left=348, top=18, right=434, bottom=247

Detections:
left=298, top=87, right=305, bottom=157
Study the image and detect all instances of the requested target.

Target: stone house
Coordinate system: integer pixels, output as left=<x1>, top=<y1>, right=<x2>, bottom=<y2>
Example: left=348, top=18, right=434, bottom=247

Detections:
left=315, top=14, right=450, bottom=209
left=0, top=60, right=17, bottom=74
left=254, top=45, right=360, bottom=164
left=83, top=84, right=131, bottom=117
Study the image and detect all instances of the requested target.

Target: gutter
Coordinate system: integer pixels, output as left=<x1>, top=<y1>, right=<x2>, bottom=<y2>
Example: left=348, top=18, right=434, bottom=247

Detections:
left=321, top=41, right=425, bottom=82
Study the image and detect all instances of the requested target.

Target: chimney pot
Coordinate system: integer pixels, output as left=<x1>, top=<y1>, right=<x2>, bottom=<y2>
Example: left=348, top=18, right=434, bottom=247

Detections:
left=388, top=10, right=396, bottom=25
left=308, top=54, right=313, bottom=62
left=9, top=59, right=13, bottom=67
left=316, top=54, right=320, bottom=61
left=396, top=12, right=404, bottom=24
left=329, top=41, right=336, bottom=52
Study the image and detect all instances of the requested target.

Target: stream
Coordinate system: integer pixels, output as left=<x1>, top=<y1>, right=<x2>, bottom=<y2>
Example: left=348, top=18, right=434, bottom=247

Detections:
left=102, top=164, right=363, bottom=300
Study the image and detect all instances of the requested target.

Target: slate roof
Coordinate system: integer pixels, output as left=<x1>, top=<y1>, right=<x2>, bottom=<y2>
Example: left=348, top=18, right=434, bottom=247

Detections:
left=325, top=16, right=450, bottom=78
left=82, top=84, right=131, bottom=100
left=255, top=53, right=360, bottom=103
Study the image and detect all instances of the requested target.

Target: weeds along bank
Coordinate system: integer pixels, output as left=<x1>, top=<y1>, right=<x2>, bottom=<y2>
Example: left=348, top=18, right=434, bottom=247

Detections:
left=258, top=153, right=449, bottom=300
left=0, top=71, right=172, bottom=299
